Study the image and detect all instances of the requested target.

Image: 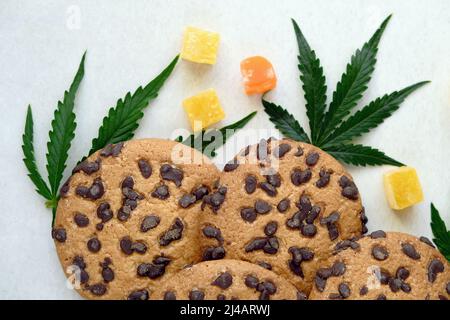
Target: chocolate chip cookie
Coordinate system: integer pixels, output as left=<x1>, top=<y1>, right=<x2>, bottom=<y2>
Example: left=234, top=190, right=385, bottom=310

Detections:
left=151, top=259, right=303, bottom=300
left=199, top=138, right=365, bottom=294
left=53, top=139, right=220, bottom=299
left=309, top=231, right=450, bottom=300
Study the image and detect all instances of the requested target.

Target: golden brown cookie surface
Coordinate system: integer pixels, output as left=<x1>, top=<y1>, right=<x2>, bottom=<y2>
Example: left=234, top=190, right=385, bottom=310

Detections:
left=309, top=231, right=450, bottom=300
left=53, top=139, right=220, bottom=299
left=198, top=138, right=365, bottom=294
left=151, top=259, right=302, bottom=300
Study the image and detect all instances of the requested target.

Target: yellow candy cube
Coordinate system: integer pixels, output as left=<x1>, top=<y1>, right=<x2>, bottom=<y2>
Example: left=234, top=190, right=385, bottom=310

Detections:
left=383, top=166, right=424, bottom=210
left=180, top=26, right=220, bottom=64
left=182, top=89, right=225, bottom=131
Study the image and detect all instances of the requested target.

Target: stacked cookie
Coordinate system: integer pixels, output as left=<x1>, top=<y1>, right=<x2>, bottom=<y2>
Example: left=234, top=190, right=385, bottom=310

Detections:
left=52, top=138, right=450, bottom=300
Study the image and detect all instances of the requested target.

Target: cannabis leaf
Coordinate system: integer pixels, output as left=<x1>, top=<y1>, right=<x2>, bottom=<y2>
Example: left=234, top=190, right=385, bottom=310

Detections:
left=262, top=99, right=310, bottom=143
left=22, top=53, right=85, bottom=224
left=324, top=144, right=403, bottom=167
left=292, top=19, right=327, bottom=144
left=88, top=55, right=179, bottom=156
left=22, top=105, right=52, bottom=200
left=177, top=111, right=257, bottom=157
left=430, top=203, right=450, bottom=262
left=263, top=16, right=429, bottom=167
left=46, top=52, right=85, bottom=196
left=322, top=81, right=429, bottom=148
left=318, top=15, right=391, bottom=144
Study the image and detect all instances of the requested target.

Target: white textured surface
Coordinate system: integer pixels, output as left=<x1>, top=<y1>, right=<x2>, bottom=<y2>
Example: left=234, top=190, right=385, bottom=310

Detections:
left=0, top=0, right=449, bottom=299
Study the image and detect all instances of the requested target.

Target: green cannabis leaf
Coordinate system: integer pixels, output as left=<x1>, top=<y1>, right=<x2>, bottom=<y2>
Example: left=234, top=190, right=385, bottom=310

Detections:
left=318, top=15, right=391, bottom=144
left=430, top=203, right=450, bottom=262
left=22, top=105, right=52, bottom=200
left=292, top=19, right=327, bottom=144
left=263, top=15, right=429, bottom=166
left=88, top=55, right=179, bottom=156
left=177, top=111, right=257, bottom=158
left=22, top=52, right=86, bottom=224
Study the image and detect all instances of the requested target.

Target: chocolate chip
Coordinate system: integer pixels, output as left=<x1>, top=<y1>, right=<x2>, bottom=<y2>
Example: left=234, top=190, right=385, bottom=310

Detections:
left=288, top=247, right=314, bottom=278
left=202, top=225, right=223, bottom=243
left=428, top=259, right=445, bottom=283
left=119, top=237, right=133, bottom=255
left=419, top=236, right=435, bottom=248
left=306, top=152, right=319, bottom=166
left=159, top=218, right=184, bottom=246
left=217, top=294, right=226, bottom=300
left=334, top=239, right=360, bottom=253
left=254, top=200, right=272, bottom=214
left=378, top=269, right=391, bottom=285
left=164, top=291, right=177, bottom=300
left=245, top=237, right=267, bottom=252
left=224, top=159, right=239, bottom=172
left=245, top=175, right=257, bottom=194
left=87, top=238, right=101, bottom=253
left=339, top=176, right=359, bottom=200
left=291, top=168, right=312, bottom=186
left=315, top=276, right=327, bottom=292
left=257, top=262, right=272, bottom=270
left=446, top=282, right=450, bottom=294
left=305, top=206, right=321, bottom=224
left=178, top=194, right=196, bottom=208
left=131, top=242, right=147, bottom=254
left=360, top=208, right=368, bottom=234
left=151, top=184, right=170, bottom=200
left=137, top=256, right=171, bottom=279
left=97, top=202, right=113, bottom=223
left=264, top=221, right=278, bottom=236
left=140, top=215, right=160, bottom=232
left=360, top=286, right=368, bottom=296
left=273, top=143, right=292, bottom=158
left=376, top=294, right=387, bottom=300
left=128, top=290, right=149, bottom=300
left=263, top=237, right=279, bottom=254
left=241, top=207, right=257, bottom=222
left=245, top=275, right=259, bottom=289
left=286, top=211, right=304, bottom=229
left=202, top=187, right=227, bottom=212
left=320, top=212, right=340, bottom=241
left=212, top=272, right=233, bottom=289
left=401, top=243, right=421, bottom=260
left=296, top=291, right=308, bottom=300
left=89, top=283, right=107, bottom=296
left=259, top=182, right=277, bottom=197
left=396, top=267, right=410, bottom=280
left=372, top=245, right=389, bottom=261
left=102, top=267, right=114, bottom=283
left=117, top=206, right=131, bottom=222
left=189, top=290, right=205, bottom=300
left=370, top=230, right=386, bottom=239
left=138, top=159, right=152, bottom=178
left=332, top=261, right=346, bottom=277
left=316, top=169, right=331, bottom=188
left=193, top=185, right=209, bottom=200
left=266, top=174, right=281, bottom=188
left=100, top=142, right=124, bottom=157
left=60, top=178, right=71, bottom=197
left=75, top=178, right=105, bottom=200
left=52, top=228, right=67, bottom=243
left=74, top=213, right=89, bottom=227
left=72, top=159, right=101, bottom=175
left=301, top=224, right=317, bottom=237
left=202, top=246, right=226, bottom=261
left=277, top=198, right=290, bottom=213
left=388, top=278, right=402, bottom=293
left=294, top=147, right=304, bottom=157
left=439, top=295, right=448, bottom=300
left=72, top=256, right=86, bottom=270
left=338, top=283, right=351, bottom=298
left=160, top=164, right=183, bottom=187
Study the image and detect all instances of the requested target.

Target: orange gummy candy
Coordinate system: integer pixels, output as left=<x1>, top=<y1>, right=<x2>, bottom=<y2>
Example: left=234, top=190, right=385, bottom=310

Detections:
left=240, top=56, right=277, bottom=94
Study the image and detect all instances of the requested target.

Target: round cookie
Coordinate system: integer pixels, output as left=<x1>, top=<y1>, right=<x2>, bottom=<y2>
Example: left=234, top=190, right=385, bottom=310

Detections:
left=309, top=231, right=450, bottom=300
left=198, top=138, right=365, bottom=294
left=52, top=139, right=220, bottom=299
left=151, top=259, right=303, bottom=300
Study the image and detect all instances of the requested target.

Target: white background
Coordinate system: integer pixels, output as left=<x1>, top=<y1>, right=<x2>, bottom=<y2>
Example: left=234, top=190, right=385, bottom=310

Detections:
left=1, top=0, right=449, bottom=299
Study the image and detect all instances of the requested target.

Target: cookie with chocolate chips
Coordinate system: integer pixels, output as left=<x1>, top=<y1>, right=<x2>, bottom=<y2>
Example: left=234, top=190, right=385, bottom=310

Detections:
left=199, top=139, right=365, bottom=294
left=53, top=139, right=220, bottom=299
left=151, top=259, right=302, bottom=300
left=309, top=232, right=450, bottom=300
